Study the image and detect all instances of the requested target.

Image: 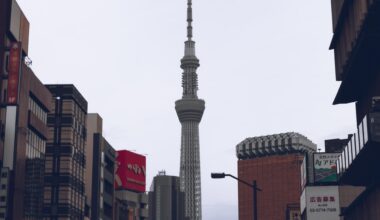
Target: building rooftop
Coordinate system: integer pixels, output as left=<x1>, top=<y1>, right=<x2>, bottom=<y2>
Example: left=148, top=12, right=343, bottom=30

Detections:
left=236, top=132, right=317, bottom=159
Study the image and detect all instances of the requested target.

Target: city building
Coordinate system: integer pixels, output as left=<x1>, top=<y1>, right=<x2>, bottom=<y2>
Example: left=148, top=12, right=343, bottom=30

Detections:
left=148, top=171, right=186, bottom=220
left=330, top=0, right=380, bottom=219
left=43, top=84, right=87, bottom=219
left=324, top=136, right=351, bottom=154
left=114, top=150, right=148, bottom=220
left=113, top=199, right=129, bottom=220
left=175, top=0, right=205, bottom=219
left=0, top=1, right=52, bottom=219
left=85, top=113, right=116, bottom=220
left=300, top=140, right=364, bottom=220
left=236, top=132, right=316, bottom=220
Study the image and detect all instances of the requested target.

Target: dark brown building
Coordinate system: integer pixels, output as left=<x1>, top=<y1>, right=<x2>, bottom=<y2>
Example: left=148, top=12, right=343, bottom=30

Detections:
left=330, top=0, right=380, bottom=219
left=85, top=113, right=115, bottom=220
left=0, top=1, right=52, bottom=219
left=43, top=85, right=87, bottom=219
left=0, top=57, right=51, bottom=220
left=236, top=133, right=316, bottom=220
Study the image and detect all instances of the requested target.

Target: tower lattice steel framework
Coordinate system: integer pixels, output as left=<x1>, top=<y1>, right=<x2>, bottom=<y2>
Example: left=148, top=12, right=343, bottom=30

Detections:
left=175, top=0, right=205, bottom=219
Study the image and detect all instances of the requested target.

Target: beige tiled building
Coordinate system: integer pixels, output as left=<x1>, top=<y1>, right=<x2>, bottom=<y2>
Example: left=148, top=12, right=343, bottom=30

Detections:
left=43, top=85, right=87, bottom=219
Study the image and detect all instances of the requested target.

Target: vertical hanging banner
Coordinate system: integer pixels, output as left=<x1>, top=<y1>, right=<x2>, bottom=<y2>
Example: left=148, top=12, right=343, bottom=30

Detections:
left=7, top=42, right=22, bottom=105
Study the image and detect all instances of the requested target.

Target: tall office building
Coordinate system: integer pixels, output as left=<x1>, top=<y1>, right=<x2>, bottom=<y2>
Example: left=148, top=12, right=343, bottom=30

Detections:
left=85, top=113, right=116, bottom=220
left=0, top=1, right=52, bottom=219
left=236, top=132, right=316, bottom=220
left=330, top=0, right=380, bottom=219
left=148, top=171, right=186, bottom=220
left=43, top=85, right=87, bottom=219
left=175, top=0, right=205, bottom=219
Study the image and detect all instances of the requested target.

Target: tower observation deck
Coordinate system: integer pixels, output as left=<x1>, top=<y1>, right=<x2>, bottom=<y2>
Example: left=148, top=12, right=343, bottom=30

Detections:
left=175, top=0, right=205, bottom=219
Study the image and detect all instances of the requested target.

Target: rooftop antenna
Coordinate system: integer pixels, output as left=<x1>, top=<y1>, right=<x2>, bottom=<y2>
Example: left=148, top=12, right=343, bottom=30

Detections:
left=187, top=0, right=193, bottom=41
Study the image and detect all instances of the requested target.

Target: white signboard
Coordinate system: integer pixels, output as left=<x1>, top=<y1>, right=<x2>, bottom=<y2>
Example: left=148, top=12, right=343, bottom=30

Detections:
left=301, top=186, right=340, bottom=220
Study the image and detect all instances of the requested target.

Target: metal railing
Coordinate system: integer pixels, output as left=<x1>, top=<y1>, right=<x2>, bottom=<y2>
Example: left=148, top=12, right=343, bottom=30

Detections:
left=337, top=113, right=375, bottom=175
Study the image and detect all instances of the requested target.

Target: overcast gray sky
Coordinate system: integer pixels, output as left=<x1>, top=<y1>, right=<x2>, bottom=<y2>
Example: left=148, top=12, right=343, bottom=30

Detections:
left=17, top=0, right=355, bottom=219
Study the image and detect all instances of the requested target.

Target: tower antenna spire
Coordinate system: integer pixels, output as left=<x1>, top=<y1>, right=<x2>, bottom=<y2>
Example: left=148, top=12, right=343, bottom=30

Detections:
left=175, top=1, right=205, bottom=219
left=187, top=0, right=193, bottom=40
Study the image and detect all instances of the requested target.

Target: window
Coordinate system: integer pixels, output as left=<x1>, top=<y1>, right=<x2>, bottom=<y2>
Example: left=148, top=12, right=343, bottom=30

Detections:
left=28, top=96, right=48, bottom=124
left=26, top=129, right=46, bottom=159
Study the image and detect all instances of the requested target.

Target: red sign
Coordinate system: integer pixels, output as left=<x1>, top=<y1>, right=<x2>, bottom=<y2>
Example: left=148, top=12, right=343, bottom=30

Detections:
left=7, top=42, right=22, bottom=105
left=115, top=150, right=146, bottom=192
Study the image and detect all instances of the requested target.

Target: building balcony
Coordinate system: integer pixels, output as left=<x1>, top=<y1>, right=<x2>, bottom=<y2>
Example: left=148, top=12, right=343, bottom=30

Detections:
left=330, top=0, right=380, bottom=104
left=337, top=112, right=380, bottom=185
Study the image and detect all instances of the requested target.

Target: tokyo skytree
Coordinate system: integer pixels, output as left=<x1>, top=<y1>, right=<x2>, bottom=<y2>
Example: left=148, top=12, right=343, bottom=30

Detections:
left=175, top=0, right=205, bottom=219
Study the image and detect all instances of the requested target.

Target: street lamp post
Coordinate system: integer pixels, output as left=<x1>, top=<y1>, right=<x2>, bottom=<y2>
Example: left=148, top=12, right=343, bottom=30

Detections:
left=211, top=172, right=261, bottom=220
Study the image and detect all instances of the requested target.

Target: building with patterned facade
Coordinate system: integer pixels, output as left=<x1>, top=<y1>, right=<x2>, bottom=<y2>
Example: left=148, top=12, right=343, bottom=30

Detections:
left=0, top=1, right=52, bottom=219
left=43, top=85, right=87, bottom=219
left=329, top=0, right=380, bottom=219
left=236, top=132, right=316, bottom=220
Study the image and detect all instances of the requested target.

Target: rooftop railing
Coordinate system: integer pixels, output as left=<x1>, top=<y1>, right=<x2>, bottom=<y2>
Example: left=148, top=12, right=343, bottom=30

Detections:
left=337, top=113, right=378, bottom=177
